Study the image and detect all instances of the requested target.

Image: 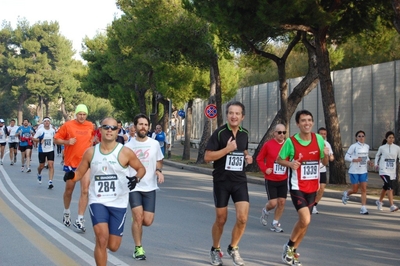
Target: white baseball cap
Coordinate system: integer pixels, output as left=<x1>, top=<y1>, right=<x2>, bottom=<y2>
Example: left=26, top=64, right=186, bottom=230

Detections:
left=0, top=119, right=4, bottom=123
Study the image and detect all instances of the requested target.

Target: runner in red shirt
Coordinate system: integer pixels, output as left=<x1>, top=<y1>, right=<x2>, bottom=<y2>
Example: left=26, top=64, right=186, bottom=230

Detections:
left=256, top=123, right=288, bottom=233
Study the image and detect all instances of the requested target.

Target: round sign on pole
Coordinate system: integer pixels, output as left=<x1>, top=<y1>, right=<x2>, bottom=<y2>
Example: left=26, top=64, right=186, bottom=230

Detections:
left=204, top=104, right=217, bottom=119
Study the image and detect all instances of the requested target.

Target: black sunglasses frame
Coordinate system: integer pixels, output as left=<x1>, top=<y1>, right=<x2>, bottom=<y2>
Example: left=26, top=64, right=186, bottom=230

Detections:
left=101, top=125, right=119, bottom=131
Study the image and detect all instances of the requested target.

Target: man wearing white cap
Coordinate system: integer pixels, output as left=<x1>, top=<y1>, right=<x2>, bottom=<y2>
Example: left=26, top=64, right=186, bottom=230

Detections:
left=54, top=104, right=94, bottom=232
left=0, top=119, right=7, bottom=165
left=33, top=117, right=56, bottom=189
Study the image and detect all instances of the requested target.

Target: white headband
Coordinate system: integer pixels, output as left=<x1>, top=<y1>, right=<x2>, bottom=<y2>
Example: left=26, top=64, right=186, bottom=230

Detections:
left=43, top=118, right=51, bottom=122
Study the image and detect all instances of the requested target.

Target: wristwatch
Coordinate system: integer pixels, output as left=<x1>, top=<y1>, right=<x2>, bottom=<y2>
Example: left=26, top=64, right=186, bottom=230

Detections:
left=156, top=168, right=162, bottom=173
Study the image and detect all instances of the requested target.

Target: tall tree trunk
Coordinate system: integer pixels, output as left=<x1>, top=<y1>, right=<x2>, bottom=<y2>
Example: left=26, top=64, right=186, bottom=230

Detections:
left=135, top=84, right=147, bottom=114
left=393, top=0, right=400, bottom=195
left=44, top=98, right=50, bottom=117
left=392, top=0, right=400, bottom=34
left=149, top=92, right=158, bottom=131
left=196, top=61, right=218, bottom=164
left=212, top=53, right=223, bottom=127
left=182, top=99, right=193, bottom=160
left=315, top=27, right=346, bottom=184
left=17, top=93, right=27, bottom=125
left=36, top=95, right=43, bottom=123
left=395, top=98, right=400, bottom=195
left=247, top=32, right=318, bottom=171
left=60, top=98, right=69, bottom=121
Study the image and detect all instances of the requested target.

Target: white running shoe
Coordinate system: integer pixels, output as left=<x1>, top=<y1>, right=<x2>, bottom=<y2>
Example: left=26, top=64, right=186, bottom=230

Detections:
left=63, top=213, right=71, bottom=227
left=210, top=247, right=223, bottom=266
left=360, top=206, right=369, bottom=215
left=312, top=205, right=318, bottom=214
left=390, top=205, right=398, bottom=212
left=73, top=218, right=86, bottom=232
left=342, top=191, right=349, bottom=205
left=260, top=208, right=269, bottom=226
left=270, top=222, right=283, bottom=233
left=227, top=246, right=244, bottom=266
left=282, top=244, right=294, bottom=265
left=375, top=200, right=383, bottom=211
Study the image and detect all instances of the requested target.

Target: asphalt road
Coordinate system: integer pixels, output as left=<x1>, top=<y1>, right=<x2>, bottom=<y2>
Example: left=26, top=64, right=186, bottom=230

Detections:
left=0, top=148, right=399, bottom=266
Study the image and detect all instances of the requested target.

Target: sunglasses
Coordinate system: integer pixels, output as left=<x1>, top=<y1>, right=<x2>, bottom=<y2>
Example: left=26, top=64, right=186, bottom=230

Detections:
left=357, top=135, right=365, bottom=138
left=101, top=125, right=119, bottom=131
left=276, top=131, right=286, bottom=135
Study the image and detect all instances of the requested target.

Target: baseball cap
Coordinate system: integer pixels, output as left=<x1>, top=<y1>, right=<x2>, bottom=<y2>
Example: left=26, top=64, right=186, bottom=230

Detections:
left=0, top=119, right=4, bottom=123
left=75, top=104, right=88, bottom=115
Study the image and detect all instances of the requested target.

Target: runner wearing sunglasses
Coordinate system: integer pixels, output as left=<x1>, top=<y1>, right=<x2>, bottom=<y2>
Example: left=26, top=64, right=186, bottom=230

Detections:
left=256, top=124, right=288, bottom=233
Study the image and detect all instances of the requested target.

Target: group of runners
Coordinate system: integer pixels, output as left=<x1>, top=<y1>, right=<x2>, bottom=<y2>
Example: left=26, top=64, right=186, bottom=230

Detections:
left=1, top=100, right=399, bottom=266
left=205, top=101, right=399, bottom=266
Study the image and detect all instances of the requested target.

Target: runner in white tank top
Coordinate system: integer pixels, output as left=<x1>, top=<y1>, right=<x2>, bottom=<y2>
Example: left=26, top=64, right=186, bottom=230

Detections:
left=63, top=117, right=145, bottom=266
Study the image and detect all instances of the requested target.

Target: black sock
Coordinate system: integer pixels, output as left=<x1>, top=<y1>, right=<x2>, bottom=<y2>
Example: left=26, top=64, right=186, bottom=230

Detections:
left=288, top=240, right=295, bottom=247
left=314, top=202, right=318, bottom=206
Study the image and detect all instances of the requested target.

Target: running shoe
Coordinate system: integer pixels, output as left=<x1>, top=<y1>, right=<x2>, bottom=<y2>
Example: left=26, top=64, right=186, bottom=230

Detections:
left=73, top=218, right=86, bottom=232
left=375, top=200, right=383, bottom=211
left=282, top=244, right=294, bottom=265
left=26, top=168, right=31, bottom=173
left=270, top=222, right=283, bottom=233
left=341, top=191, right=349, bottom=205
left=210, top=247, right=223, bottom=266
left=133, top=246, right=146, bottom=260
left=48, top=181, right=53, bottom=189
left=260, top=207, right=269, bottom=226
left=360, top=206, right=369, bottom=215
left=390, top=205, right=399, bottom=212
left=37, top=174, right=42, bottom=184
left=21, top=166, right=24, bottom=172
left=63, top=212, right=71, bottom=227
left=0, top=160, right=3, bottom=165
left=312, top=205, right=319, bottom=214
left=293, top=252, right=302, bottom=266
left=10, top=162, right=14, bottom=165
left=227, top=246, right=244, bottom=266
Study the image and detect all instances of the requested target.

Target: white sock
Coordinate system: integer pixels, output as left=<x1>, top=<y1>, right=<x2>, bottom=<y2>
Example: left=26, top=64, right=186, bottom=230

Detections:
left=64, top=209, right=70, bottom=214
left=273, top=220, right=279, bottom=225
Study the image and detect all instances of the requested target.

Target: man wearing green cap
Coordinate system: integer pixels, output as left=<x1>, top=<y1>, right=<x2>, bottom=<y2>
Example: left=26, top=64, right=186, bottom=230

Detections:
left=55, top=104, right=94, bottom=232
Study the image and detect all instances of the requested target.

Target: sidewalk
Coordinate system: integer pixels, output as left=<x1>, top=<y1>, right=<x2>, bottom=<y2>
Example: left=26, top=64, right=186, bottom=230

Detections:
left=165, top=141, right=390, bottom=206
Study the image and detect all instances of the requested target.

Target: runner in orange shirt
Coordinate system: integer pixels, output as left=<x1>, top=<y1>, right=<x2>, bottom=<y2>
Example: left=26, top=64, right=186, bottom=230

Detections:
left=54, top=104, right=94, bottom=232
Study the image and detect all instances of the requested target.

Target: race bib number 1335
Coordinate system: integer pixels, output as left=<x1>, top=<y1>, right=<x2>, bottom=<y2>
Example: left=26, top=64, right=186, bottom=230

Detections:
left=225, top=151, right=245, bottom=171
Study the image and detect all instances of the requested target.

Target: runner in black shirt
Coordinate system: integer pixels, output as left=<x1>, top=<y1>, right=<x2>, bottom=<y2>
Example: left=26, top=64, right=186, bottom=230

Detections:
left=205, top=101, right=253, bottom=266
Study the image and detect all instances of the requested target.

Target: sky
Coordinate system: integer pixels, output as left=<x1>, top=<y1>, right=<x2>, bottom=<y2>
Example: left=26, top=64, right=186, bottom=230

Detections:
left=0, top=0, right=121, bottom=60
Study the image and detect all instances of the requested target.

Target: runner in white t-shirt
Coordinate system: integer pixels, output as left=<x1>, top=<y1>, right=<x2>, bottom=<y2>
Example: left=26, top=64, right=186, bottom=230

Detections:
left=125, top=114, right=164, bottom=261
left=0, top=118, right=7, bottom=165
left=7, top=119, right=19, bottom=165
left=33, top=117, right=56, bottom=188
